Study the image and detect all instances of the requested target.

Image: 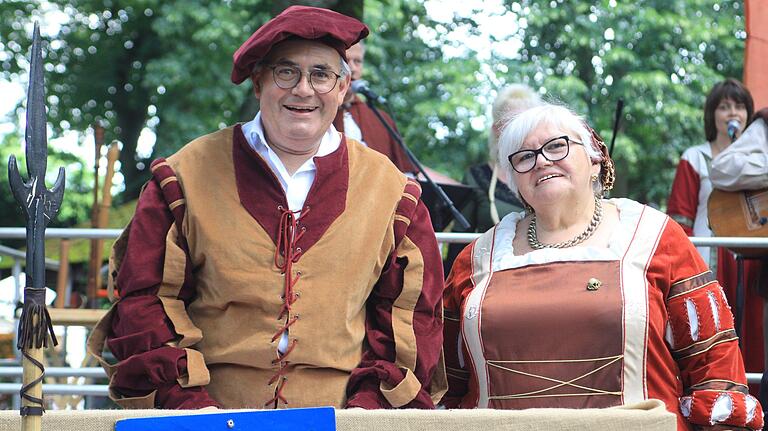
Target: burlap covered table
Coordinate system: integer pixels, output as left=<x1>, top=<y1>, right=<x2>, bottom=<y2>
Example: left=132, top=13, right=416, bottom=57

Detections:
left=0, top=399, right=675, bottom=430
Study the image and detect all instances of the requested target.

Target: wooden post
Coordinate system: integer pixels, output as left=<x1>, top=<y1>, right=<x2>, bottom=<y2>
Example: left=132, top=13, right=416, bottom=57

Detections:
left=92, top=125, right=102, bottom=221
left=92, top=143, right=120, bottom=294
left=86, top=125, right=104, bottom=308
left=54, top=240, right=70, bottom=308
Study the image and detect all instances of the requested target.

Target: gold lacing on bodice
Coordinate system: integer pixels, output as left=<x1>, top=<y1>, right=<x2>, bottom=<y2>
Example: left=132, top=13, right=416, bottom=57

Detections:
left=487, top=354, right=624, bottom=400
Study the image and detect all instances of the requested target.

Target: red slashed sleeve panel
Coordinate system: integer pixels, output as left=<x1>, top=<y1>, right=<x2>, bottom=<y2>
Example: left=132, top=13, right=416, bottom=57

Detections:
left=107, top=176, right=219, bottom=409
left=346, top=180, right=445, bottom=409
left=647, top=220, right=762, bottom=430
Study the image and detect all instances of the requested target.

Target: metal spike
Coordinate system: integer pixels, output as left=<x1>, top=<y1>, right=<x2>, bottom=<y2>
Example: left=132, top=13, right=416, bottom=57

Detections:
left=45, top=167, right=66, bottom=226
left=25, top=22, right=47, bottom=182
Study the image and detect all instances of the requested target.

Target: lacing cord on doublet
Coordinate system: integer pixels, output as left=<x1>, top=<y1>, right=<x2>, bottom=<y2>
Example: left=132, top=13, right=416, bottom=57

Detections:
left=487, top=354, right=623, bottom=400
left=266, top=205, right=309, bottom=407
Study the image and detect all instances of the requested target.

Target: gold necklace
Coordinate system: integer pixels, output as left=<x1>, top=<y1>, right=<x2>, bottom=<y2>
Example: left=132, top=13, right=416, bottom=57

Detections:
left=527, top=197, right=603, bottom=249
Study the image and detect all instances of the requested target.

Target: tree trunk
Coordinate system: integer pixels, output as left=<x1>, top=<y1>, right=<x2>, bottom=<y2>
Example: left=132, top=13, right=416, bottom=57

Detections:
left=116, top=107, right=148, bottom=201
left=109, top=12, right=160, bottom=200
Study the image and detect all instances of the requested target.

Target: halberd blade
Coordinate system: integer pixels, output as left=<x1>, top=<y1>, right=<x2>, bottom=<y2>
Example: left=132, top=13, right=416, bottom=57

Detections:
left=44, top=167, right=66, bottom=225
left=24, top=22, right=47, bottom=182
left=7, top=155, right=31, bottom=218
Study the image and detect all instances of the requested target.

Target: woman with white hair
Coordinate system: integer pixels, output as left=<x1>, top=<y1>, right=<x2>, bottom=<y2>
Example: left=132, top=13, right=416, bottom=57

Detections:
left=441, top=103, right=762, bottom=430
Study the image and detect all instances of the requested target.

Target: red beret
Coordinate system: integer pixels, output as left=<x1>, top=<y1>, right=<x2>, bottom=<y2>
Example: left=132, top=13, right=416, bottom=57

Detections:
left=231, top=6, right=369, bottom=84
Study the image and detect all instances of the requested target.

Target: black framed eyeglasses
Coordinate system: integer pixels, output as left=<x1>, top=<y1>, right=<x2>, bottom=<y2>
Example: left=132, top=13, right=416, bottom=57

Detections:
left=268, top=64, right=341, bottom=94
left=507, top=135, right=585, bottom=173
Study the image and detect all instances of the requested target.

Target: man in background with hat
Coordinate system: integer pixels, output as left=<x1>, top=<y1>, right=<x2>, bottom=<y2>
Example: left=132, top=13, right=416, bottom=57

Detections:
left=89, top=6, right=445, bottom=411
left=333, top=41, right=417, bottom=174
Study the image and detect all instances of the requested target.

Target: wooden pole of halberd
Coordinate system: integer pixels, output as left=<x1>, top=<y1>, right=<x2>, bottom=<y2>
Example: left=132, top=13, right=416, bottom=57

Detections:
left=21, top=328, right=43, bottom=431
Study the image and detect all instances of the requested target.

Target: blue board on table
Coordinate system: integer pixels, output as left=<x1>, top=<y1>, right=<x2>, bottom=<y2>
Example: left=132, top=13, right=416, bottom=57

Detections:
left=115, top=406, right=336, bottom=431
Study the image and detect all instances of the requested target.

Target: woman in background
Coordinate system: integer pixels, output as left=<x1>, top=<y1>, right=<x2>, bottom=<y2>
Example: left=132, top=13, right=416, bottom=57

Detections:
left=458, top=84, right=542, bottom=232
left=443, top=103, right=762, bottom=430
left=668, top=78, right=753, bottom=269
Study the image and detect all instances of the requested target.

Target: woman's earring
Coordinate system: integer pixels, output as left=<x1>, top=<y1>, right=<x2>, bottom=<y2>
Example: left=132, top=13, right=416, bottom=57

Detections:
left=590, top=173, right=599, bottom=182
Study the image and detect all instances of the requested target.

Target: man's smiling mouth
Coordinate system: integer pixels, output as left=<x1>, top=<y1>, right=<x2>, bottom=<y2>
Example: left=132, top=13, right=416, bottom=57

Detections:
left=285, top=104, right=317, bottom=113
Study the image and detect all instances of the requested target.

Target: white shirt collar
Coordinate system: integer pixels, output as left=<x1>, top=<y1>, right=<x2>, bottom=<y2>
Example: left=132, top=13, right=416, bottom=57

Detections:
left=241, top=112, right=341, bottom=174
left=240, top=112, right=342, bottom=213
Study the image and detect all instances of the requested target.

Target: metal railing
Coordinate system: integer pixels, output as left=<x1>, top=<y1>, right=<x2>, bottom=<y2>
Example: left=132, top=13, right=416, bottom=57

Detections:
left=437, top=232, right=768, bottom=248
left=0, top=227, right=765, bottom=247
left=0, top=383, right=107, bottom=396
left=0, top=228, right=122, bottom=240
left=0, top=367, right=106, bottom=378
left=0, top=228, right=766, bottom=397
left=0, top=367, right=108, bottom=396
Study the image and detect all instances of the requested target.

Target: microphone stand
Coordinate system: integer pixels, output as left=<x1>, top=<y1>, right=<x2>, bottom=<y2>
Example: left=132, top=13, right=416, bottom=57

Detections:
left=608, top=98, right=624, bottom=157
left=359, top=94, right=470, bottom=230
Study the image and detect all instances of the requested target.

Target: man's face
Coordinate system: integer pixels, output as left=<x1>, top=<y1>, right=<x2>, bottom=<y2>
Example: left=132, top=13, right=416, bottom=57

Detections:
left=346, top=43, right=364, bottom=81
left=252, top=39, right=349, bottom=154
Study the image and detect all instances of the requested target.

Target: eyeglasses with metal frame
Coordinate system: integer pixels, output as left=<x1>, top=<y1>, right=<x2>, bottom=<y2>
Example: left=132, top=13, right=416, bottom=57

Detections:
left=268, top=64, right=342, bottom=94
left=507, top=135, right=585, bottom=173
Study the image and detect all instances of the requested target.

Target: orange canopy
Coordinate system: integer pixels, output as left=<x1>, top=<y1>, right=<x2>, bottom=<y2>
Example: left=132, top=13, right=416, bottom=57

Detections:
left=744, top=0, right=768, bottom=110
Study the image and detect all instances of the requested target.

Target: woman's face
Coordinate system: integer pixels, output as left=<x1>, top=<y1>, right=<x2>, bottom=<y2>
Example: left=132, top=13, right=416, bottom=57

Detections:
left=512, top=123, right=600, bottom=209
left=714, top=97, right=748, bottom=140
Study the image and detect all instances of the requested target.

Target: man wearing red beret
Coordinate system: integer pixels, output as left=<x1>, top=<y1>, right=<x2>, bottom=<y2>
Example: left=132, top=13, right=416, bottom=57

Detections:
left=89, top=6, right=445, bottom=411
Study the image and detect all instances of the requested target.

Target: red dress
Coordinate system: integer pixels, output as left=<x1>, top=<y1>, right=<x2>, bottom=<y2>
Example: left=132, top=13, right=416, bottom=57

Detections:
left=443, top=199, right=762, bottom=430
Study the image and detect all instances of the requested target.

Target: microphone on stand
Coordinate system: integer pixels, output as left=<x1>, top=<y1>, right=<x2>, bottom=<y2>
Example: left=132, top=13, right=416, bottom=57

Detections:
left=350, top=79, right=471, bottom=229
left=727, top=119, right=741, bottom=142
left=351, top=80, right=387, bottom=104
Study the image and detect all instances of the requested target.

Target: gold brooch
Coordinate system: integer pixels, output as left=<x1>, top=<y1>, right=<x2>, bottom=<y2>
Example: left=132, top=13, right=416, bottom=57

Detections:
left=587, top=278, right=601, bottom=291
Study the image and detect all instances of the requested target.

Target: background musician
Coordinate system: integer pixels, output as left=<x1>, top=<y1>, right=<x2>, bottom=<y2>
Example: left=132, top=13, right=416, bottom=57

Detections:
left=711, top=108, right=768, bottom=406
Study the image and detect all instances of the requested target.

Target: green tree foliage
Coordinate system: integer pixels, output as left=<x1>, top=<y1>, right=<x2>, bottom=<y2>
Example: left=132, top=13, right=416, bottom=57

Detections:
left=4, top=1, right=740, bottom=209
left=0, top=0, right=271, bottom=199
left=363, top=0, right=488, bottom=176
left=1, top=0, right=485, bottom=198
left=496, top=0, right=746, bottom=206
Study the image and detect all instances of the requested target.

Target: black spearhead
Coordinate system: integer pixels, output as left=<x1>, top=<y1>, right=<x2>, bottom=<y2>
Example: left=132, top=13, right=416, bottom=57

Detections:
left=7, top=21, right=66, bottom=418
left=8, top=22, right=66, bottom=286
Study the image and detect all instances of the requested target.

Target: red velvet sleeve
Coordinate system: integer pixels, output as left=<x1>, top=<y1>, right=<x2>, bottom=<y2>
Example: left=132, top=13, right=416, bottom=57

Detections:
left=651, top=221, right=763, bottom=429
left=107, top=168, right=219, bottom=409
left=345, top=180, right=445, bottom=409
left=440, top=243, right=475, bottom=408
left=667, top=159, right=700, bottom=236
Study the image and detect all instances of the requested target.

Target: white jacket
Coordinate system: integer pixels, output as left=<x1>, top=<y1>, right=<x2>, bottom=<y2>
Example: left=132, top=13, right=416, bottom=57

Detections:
left=711, top=117, right=768, bottom=191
